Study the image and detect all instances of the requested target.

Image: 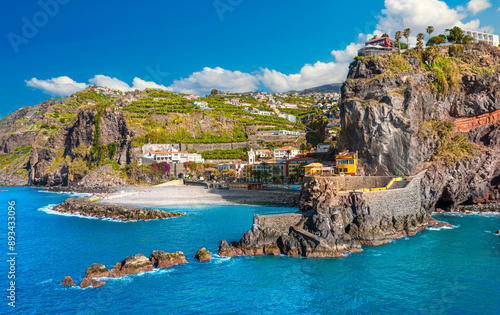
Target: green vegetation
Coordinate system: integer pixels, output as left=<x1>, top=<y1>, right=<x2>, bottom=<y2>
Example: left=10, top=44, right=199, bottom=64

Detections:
left=201, top=148, right=248, bottom=160
left=425, top=121, right=477, bottom=165
left=422, top=55, right=460, bottom=94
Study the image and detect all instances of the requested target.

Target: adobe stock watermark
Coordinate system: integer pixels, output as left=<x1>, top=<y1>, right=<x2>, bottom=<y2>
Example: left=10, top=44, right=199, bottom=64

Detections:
left=213, top=0, right=243, bottom=22
left=144, top=64, right=169, bottom=84
left=7, top=0, right=71, bottom=54
left=336, top=9, right=379, bottom=53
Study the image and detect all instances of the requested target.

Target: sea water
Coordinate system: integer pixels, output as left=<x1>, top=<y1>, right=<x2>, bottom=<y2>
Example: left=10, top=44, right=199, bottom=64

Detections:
left=0, top=187, right=499, bottom=314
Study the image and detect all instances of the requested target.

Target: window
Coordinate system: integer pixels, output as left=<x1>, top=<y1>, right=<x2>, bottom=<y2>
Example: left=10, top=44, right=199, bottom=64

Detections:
left=343, top=160, right=348, bottom=165
left=349, top=160, right=354, bottom=164
left=344, top=168, right=348, bottom=173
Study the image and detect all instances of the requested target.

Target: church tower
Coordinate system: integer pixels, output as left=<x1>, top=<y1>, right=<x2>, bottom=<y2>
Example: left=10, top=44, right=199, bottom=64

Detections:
left=248, top=149, right=255, bottom=164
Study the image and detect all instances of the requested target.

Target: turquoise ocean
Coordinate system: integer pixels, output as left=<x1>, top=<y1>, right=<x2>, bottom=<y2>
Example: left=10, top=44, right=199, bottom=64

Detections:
left=0, top=187, right=499, bottom=314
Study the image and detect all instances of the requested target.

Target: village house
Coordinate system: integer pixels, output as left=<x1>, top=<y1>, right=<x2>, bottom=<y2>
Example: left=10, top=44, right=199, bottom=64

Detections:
left=335, top=151, right=358, bottom=176
left=273, top=146, right=300, bottom=159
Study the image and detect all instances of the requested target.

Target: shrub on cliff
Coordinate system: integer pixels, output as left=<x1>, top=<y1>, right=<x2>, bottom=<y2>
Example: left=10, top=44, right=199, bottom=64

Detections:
left=429, top=121, right=477, bottom=165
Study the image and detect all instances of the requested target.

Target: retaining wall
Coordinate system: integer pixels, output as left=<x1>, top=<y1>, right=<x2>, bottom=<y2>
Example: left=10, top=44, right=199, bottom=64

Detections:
left=304, top=176, right=393, bottom=190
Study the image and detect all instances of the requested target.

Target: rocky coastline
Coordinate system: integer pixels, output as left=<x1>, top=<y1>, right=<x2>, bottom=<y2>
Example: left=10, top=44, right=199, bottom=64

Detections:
left=61, top=251, right=187, bottom=288
left=52, top=197, right=185, bottom=221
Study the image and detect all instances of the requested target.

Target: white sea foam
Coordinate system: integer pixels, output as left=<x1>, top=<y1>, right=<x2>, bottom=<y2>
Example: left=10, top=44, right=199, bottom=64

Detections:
left=485, top=230, right=500, bottom=236
left=428, top=224, right=459, bottom=231
left=37, top=204, right=130, bottom=223
left=38, top=190, right=92, bottom=198
left=211, top=254, right=232, bottom=264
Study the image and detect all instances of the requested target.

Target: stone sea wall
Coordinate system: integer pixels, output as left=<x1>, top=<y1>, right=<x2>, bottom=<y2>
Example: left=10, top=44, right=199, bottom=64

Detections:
left=219, top=172, right=430, bottom=258
left=303, top=176, right=393, bottom=191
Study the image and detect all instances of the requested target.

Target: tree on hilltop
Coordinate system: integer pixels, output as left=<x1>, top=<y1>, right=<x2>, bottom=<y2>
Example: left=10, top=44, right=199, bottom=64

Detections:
left=395, top=31, right=403, bottom=54
left=446, top=26, right=474, bottom=44
left=403, top=28, right=412, bottom=49
left=426, top=26, right=434, bottom=43
left=417, top=33, right=425, bottom=50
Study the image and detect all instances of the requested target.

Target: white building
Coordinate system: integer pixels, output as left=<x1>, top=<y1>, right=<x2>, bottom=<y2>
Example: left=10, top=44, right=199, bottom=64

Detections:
left=317, top=142, right=333, bottom=153
left=274, top=130, right=300, bottom=136
left=464, top=29, right=499, bottom=46
left=278, top=113, right=297, bottom=123
left=273, top=146, right=300, bottom=159
left=145, top=151, right=204, bottom=163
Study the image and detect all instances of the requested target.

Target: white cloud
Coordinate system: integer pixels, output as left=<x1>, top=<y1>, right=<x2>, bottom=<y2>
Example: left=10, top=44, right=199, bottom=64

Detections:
left=455, top=19, right=494, bottom=32
left=331, top=42, right=364, bottom=63
left=88, top=75, right=168, bottom=92
left=259, top=61, right=349, bottom=92
left=377, top=0, right=467, bottom=38
left=26, top=75, right=170, bottom=96
left=466, top=0, right=491, bottom=14
left=27, top=0, right=495, bottom=97
left=167, top=67, right=259, bottom=95
left=25, top=76, right=88, bottom=96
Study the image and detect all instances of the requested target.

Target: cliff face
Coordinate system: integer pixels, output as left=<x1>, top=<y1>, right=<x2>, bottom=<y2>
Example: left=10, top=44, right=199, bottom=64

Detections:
left=26, top=107, right=133, bottom=186
left=336, top=43, right=500, bottom=210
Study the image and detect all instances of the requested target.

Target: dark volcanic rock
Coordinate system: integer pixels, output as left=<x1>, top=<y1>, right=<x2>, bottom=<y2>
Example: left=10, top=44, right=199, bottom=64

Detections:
left=149, top=251, right=188, bottom=268
left=61, top=276, right=76, bottom=286
left=221, top=174, right=429, bottom=258
left=218, top=240, right=240, bottom=257
left=52, top=197, right=185, bottom=221
left=336, top=44, right=500, bottom=211
left=194, top=248, right=212, bottom=262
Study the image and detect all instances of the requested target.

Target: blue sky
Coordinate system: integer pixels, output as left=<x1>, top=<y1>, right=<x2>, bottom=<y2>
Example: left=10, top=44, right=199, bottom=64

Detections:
left=1, top=0, right=499, bottom=117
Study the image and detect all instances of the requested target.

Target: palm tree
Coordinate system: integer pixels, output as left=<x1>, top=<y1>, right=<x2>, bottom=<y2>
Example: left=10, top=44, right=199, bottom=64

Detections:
left=417, top=33, right=425, bottom=50
left=426, top=26, right=434, bottom=43
left=403, top=28, right=411, bottom=49
left=395, top=31, right=403, bottom=54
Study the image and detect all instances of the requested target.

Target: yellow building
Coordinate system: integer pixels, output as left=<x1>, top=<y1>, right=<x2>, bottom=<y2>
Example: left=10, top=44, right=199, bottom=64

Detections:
left=335, top=151, right=357, bottom=175
left=304, top=163, right=335, bottom=177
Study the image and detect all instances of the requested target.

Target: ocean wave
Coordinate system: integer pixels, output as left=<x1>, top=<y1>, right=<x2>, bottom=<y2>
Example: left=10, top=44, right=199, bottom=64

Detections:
left=37, top=278, right=54, bottom=285
left=428, top=224, right=459, bottom=231
left=95, top=268, right=175, bottom=282
left=38, top=190, right=93, bottom=198
left=485, top=230, right=500, bottom=236
left=211, top=254, right=232, bottom=264
left=436, top=211, right=500, bottom=217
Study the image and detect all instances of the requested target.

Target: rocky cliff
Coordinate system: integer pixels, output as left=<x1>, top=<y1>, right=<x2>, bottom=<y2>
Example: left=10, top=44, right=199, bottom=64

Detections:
left=336, top=42, right=500, bottom=210
left=220, top=174, right=430, bottom=258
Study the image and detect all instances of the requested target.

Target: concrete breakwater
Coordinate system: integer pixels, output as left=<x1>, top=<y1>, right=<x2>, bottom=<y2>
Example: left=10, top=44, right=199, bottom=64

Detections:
left=219, top=171, right=433, bottom=258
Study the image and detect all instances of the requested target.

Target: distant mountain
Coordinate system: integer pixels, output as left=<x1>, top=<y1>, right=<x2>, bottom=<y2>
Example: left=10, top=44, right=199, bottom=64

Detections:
left=294, top=83, right=343, bottom=94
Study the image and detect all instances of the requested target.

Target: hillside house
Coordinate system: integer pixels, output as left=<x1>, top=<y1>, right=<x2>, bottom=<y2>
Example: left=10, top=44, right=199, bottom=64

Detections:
left=273, top=146, right=300, bottom=159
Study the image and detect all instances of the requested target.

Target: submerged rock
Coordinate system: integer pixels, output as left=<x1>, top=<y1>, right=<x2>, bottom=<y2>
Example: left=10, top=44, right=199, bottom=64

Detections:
left=149, top=251, right=187, bottom=268
left=194, top=248, right=212, bottom=262
left=428, top=219, right=454, bottom=229
left=61, top=276, right=76, bottom=286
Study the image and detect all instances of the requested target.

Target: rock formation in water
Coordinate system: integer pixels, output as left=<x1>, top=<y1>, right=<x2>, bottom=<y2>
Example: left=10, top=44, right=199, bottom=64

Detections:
left=52, top=197, right=185, bottom=221
left=194, top=248, right=212, bottom=262
left=68, top=251, right=187, bottom=289
left=149, top=251, right=188, bottom=268
left=61, top=276, right=76, bottom=286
